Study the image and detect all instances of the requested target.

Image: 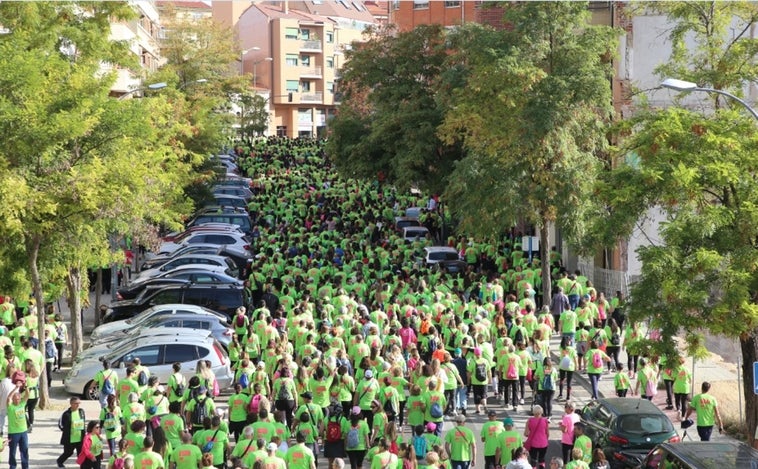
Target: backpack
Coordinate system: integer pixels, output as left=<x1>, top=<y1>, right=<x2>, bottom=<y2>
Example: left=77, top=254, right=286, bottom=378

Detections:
left=592, top=351, right=603, bottom=369
left=610, top=332, right=621, bottom=346
left=101, top=372, right=114, bottom=396
left=172, top=376, right=185, bottom=398
left=45, top=340, right=56, bottom=359
left=276, top=380, right=291, bottom=401
left=513, top=327, right=524, bottom=345
left=447, top=331, right=457, bottom=348
left=191, top=397, right=208, bottom=425
left=326, top=418, right=342, bottom=443
left=541, top=373, right=554, bottom=391
left=346, top=426, right=360, bottom=449
left=137, top=370, right=148, bottom=387
left=248, top=394, right=262, bottom=415
left=103, top=411, right=118, bottom=432
left=427, top=337, right=438, bottom=354
left=55, top=324, right=64, bottom=341
left=505, top=359, right=518, bottom=380
left=560, top=355, right=572, bottom=370
left=383, top=397, right=396, bottom=416
left=112, top=456, right=125, bottom=469
left=239, top=372, right=250, bottom=389
left=474, top=361, right=487, bottom=382
left=645, top=373, right=658, bottom=397
left=236, top=315, right=246, bottom=328
left=413, top=435, right=428, bottom=460
left=429, top=401, right=443, bottom=419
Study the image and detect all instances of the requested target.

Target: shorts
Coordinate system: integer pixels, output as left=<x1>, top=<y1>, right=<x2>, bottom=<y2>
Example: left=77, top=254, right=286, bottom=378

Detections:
left=473, top=384, right=486, bottom=404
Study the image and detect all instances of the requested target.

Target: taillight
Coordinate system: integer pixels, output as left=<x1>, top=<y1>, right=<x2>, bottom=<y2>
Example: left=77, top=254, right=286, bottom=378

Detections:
left=612, top=452, right=628, bottom=462
left=214, top=343, right=226, bottom=365
left=668, top=435, right=681, bottom=443
left=243, top=245, right=250, bottom=251
left=609, top=434, right=629, bottom=445
left=116, top=292, right=123, bottom=301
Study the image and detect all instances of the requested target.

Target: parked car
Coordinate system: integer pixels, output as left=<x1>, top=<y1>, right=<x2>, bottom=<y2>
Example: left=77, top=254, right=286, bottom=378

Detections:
left=157, top=230, right=251, bottom=256
left=434, top=259, right=468, bottom=274
left=65, top=330, right=232, bottom=400
left=116, top=268, right=242, bottom=301
left=394, top=216, right=422, bottom=232
left=90, top=312, right=233, bottom=349
left=161, top=223, right=244, bottom=243
left=632, top=440, right=758, bottom=469
left=424, top=246, right=461, bottom=265
left=133, top=254, right=238, bottom=284
left=212, top=185, right=253, bottom=201
left=207, top=195, right=248, bottom=209
left=104, top=283, right=247, bottom=323
left=580, top=398, right=679, bottom=468
left=402, top=226, right=430, bottom=243
left=187, top=213, right=253, bottom=235
left=91, top=304, right=226, bottom=342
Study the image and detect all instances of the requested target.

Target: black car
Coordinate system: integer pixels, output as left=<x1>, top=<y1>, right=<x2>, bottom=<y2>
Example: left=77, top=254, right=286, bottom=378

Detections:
left=635, top=441, right=758, bottom=469
left=105, top=284, right=247, bottom=323
left=579, top=398, right=679, bottom=468
left=142, top=245, right=252, bottom=279
left=116, top=269, right=242, bottom=301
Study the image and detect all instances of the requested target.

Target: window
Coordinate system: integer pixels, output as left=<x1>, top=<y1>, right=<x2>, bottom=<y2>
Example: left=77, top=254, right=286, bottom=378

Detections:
left=301, top=81, right=311, bottom=92
left=312, top=0, right=322, bottom=3
left=285, top=54, right=299, bottom=66
left=326, top=57, right=334, bottom=68
left=444, top=1, right=461, bottom=6
left=190, top=274, right=221, bottom=283
left=337, top=0, right=350, bottom=9
left=276, top=126, right=287, bottom=137
left=413, top=0, right=429, bottom=9
left=182, top=320, right=210, bottom=330
left=285, top=27, right=299, bottom=39
left=300, top=55, right=311, bottom=67
left=300, top=29, right=310, bottom=40
left=164, top=344, right=199, bottom=363
left=327, top=82, right=334, bottom=93
left=159, top=320, right=182, bottom=328
left=122, top=345, right=161, bottom=367
left=206, top=235, right=234, bottom=244
left=393, top=0, right=400, bottom=10
left=148, top=290, right=183, bottom=305
left=326, top=31, right=334, bottom=43
left=352, top=2, right=363, bottom=11
left=286, top=80, right=299, bottom=92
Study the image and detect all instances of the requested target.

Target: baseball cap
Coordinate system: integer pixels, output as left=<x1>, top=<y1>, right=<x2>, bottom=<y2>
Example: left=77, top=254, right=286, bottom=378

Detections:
left=351, top=406, right=362, bottom=416
left=454, top=347, right=462, bottom=356
left=455, top=414, right=466, bottom=424
left=503, top=417, right=514, bottom=426
left=197, top=386, right=207, bottom=394
left=364, top=369, right=373, bottom=379
left=473, top=347, right=481, bottom=356
left=425, top=422, right=436, bottom=432
left=301, top=391, right=313, bottom=399
left=487, top=410, right=497, bottom=417
left=267, top=442, right=277, bottom=451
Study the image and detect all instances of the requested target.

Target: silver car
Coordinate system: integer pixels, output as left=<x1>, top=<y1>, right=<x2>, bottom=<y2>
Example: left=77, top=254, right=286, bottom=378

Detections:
left=65, top=329, right=233, bottom=400
left=90, top=304, right=226, bottom=342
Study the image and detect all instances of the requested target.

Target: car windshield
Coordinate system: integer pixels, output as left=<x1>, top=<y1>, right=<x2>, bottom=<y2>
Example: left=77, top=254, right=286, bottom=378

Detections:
left=429, top=251, right=459, bottom=261
left=617, top=414, right=673, bottom=435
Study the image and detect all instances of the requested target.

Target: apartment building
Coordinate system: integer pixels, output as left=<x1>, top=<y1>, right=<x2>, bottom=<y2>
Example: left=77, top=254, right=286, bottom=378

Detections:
left=109, top=1, right=163, bottom=97
left=392, top=0, right=507, bottom=32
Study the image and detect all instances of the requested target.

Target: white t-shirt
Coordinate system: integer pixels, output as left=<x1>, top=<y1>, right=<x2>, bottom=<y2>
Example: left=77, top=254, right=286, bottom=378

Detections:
left=0, top=379, right=15, bottom=412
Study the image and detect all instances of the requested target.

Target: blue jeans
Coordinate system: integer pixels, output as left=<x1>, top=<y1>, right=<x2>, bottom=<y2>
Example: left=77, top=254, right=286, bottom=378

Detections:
left=8, top=432, right=29, bottom=469
left=588, top=373, right=601, bottom=399
left=568, top=294, right=580, bottom=310
left=451, top=461, right=471, bottom=469
left=456, top=386, right=468, bottom=410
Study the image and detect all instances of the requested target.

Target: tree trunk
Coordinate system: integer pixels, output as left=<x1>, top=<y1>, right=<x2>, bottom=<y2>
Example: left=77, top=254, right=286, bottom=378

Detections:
left=26, top=236, right=49, bottom=409
left=66, top=266, right=84, bottom=361
left=539, top=222, right=552, bottom=307
left=740, top=329, right=758, bottom=444
left=94, top=269, right=102, bottom=327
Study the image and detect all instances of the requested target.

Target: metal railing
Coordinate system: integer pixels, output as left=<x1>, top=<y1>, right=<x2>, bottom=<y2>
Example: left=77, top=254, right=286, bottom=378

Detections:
left=301, top=40, right=322, bottom=51
left=300, top=92, right=323, bottom=103
left=300, top=66, right=322, bottom=77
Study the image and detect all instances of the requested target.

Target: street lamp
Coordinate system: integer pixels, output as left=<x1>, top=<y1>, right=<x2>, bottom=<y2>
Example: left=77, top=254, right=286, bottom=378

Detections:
left=253, top=57, right=273, bottom=89
left=118, top=82, right=167, bottom=100
left=661, top=77, right=758, bottom=121
left=239, top=46, right=260, bottom=75
left=178, top=78, right=209, bottom=90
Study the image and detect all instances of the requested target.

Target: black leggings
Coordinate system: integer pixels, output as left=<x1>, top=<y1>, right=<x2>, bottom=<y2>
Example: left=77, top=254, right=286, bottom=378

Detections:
left=529, top=446, right=547, bottom=467
left=606, top=346, right=620, bottom=369
left=675, top=393, right=688, bottom=418
left=558, top=370, right=573, bottom=398
left=503, top=380, right=518, bottom=406
left=25, top=397, right=38, bottom=425
left=347, top=449, right=367, bottom=469
left=627, top=354, right=639, bottom=374
left=540, top=390, right=554, bottom=418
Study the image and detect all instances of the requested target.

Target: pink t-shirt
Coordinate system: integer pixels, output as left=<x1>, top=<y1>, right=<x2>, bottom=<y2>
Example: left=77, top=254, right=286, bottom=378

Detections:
left=561, top=412, right=580, bottom=444
left=527, top=417, right=549, bottom=448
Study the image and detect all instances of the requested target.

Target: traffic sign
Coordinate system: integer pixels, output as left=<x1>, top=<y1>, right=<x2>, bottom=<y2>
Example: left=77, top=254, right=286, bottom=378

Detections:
left=753, top=361, right=758, bottom=395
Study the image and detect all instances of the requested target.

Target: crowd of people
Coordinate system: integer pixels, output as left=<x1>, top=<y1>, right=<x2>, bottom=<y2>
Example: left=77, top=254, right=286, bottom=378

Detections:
left=0, top=136, right=722, bottom=469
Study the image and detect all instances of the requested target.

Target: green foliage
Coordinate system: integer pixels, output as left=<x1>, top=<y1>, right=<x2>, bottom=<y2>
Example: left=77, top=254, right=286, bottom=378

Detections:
left=327, top=25, right=464, bottom=193
left=232, top=92, right=270, bottom=139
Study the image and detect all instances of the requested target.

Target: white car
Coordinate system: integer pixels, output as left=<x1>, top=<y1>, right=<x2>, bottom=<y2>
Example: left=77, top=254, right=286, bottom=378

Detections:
left=424, top=246, right=461, bottom=265
left=158, top=231, right=250, bottom=256
left=90, top=304, right=226, bottom=342
left=132, top=254, right=238, bottom=285
left=65, top=329, right=233, bottom=400
left=402, top=226, right=430, bottom=243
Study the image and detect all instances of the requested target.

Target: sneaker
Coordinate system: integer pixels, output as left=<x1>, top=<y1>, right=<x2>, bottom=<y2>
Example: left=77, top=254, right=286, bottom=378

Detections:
left=665, top=405, right=674, bottom=410
left=556, top=395, right=563, bottom=401
left=461, top=408, right=467, bottom=416
left=519, top=398, right=524, bottom=405
left=27, top=424, right=32, bottom=433
left=57, top=465, right=65, bottom=469
left=512, top=405, right=518, bottom=412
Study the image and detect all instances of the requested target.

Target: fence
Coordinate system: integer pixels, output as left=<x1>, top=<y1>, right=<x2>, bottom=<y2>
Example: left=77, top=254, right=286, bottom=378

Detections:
left=576, top=258, right=632, bottom=298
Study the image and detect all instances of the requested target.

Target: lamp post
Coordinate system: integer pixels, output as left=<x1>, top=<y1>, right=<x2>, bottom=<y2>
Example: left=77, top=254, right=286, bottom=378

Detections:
left=661, top=77, right=758, bottom=120
left=239, top=46, right=260, bottom=75
left=253, top=57, right=273, bottom=89
left=118, top=82, right=167, bottom=100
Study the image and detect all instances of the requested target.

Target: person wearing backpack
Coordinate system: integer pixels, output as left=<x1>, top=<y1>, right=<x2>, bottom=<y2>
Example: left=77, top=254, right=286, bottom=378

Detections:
left=632, top=358, right=659, bottom=401
left=534, top=358, right=558, bottom=420
left=99, top=394, right=123, bottom=456
left=466, top=347, right=490, bottom=415
left=345, top=407, right=370, bottom=469
left=93, top=360, right=118, bottom=409
left=323, top=403, right=347, bottom=466
left=585, top=341, right=610, bottom=401
left=378, top=376, right=400, bottom=423
left=131, top=358, right=150, bottom=395
left=233, top=306, right=249, bottom=341
left=273, top=367, right=298, bottom=428
left=184, top=386, right=215, bottom=434
left=369, top=437, right=398, bottom=469
left=106, top=438, right=129, bottom=469
left=421, top=379, right=446, bottom=438
left=497, top=345, right=522, bottom=413
left=444, top=414, right=476, bottom=469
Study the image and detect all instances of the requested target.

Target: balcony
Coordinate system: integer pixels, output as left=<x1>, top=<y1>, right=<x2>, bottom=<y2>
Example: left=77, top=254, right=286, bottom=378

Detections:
left=300, top=40, right=322, bottom=52
left=300, top=66, right=322, bottom=78
left=300, top=92, right=323, bottom=103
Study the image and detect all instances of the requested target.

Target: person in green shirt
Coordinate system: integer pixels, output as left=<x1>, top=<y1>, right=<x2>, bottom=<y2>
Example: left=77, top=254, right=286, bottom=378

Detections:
left=444, top=414, right=476, bottom=468
left=168, top=362, right=186, bottom=404
left=228, top=383, right=251, bottom=442
left=93, top=359, right=118, bottom=409
left=123, top=420, right=147, bottom=457
left=261, top=442, right=287, bottom=469
left=585, top=341, right=610, bottom=400
left=285, top=431, right=317, bottom=469
left=134, top=436, right=165, bottom=469
left=353, top=369, right=380, bottom=420
left=565, top=448, right=590, bottom=469
left=495, top=417, right=523, bottom=467
left=99, top=394, right=123, bottom=456
left=613, top=363, right=631, bottom=397
left=369, top=438, right=398, bottom=469
left=57, top=396, right=86, bottom=468
left=481, top=410, right=504, bottom=469
left=573, top=423, right=593, bottom=464
left=161, top=402, right=186, bottom=451
left=7, top=383, right=29, bottom=469
left=195, top=416, right=229, bottom=467
left=77, top=420, right=104, bottom=469
left=685, top=381, right=723, bottom=441
left=672, top=357, right=692, bottom=419
left=345, top=409, right=371, bottom=468
left=466, top=347, right=490, bottom=415
left=421, top=380, right=446, bottom=437
left=170, top=431, right=202, bottom=469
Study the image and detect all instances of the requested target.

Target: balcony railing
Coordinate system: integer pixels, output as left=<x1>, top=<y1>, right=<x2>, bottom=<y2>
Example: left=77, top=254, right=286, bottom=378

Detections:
left=300, top=92, right=323, bottom=103
left=300, top=40, right=322, bottom=51
left=300, top=66, right=322, bottom=77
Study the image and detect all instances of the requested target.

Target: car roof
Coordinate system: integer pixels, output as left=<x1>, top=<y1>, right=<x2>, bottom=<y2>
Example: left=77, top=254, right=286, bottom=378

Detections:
left=425, top=246, right=458, bottom=253
left=403, top=226, right=429, bottom=232
left=168, top=253, right=232, bottom=263
left=597, top=397, right=662, bottom=414
left=656, top=441, right=758, bottom=469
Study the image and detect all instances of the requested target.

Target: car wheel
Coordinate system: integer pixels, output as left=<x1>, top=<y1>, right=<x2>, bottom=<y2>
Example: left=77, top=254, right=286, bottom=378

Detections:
left=83, top=380, right=100, bottom=401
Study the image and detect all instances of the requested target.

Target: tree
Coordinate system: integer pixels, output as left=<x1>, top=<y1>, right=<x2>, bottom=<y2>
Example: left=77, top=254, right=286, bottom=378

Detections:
left=0, top=2, right=192, bottom=408
left=588, top=1, right=758, bottom=441
left=439, top=3, right=618, bottom=304
left=327, top=25, right=464, bottom=194
left=232, top=92, right=270, bottom=139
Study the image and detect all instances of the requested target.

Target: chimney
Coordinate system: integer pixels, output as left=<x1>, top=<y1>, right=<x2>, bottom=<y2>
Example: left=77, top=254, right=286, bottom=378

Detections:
left=284, top=0, right=288, bottom=14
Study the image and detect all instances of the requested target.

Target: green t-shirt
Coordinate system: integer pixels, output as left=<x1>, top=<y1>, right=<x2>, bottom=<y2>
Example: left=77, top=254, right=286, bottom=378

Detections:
left=480, top=421, right=504, bottom=456
left=285, top=443, right=316, bottom=469
left=250, top=420, right=277, bottom=442
left=574, top=434, right=593, bottom=463
left=345, top=419, right=370, bottom=451
left=196, top=428, right=228, bottom=465
left=444, top=425, right=475, bottom=461
left=355, top=378, right=379, bottom=410
left=406, top=395, right=425, bottom=426
left=691, top=393, right=718, bottom=427
left=70, top=408, right=85, bottom=443
left=370, top=451, right=398, bottom=469
left=171, top=443, right=203, bottom=469
left=497, top=429, right=523, bottom=466
left=585, top=348, right=608, bottom=374
left=7, top=401, right=27, bottom=434
left=124, top=431, right=145, bottom=456
left=134, top=450, right=165, bottom=469
left=161, top=412, right=186, bottom=449
left=421, top=391, right=446, bottom=423
left=229, top=392, right=252, bottom=423
left=100, top=406, right=123, bottom=439
left=467, top=357, right=490, bottom=385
